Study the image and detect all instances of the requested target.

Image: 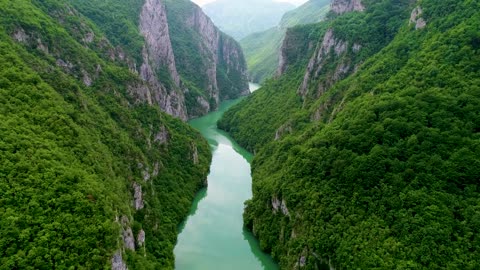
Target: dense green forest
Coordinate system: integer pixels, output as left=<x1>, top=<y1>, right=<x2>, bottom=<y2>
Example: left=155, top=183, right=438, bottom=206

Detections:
left=66, top=0, right=248, bottom=118
left=220, top=0, right=480, bottom=268
left=0, top=0, right=211, bottom=268
left=240, top=0, right=330, bottom=83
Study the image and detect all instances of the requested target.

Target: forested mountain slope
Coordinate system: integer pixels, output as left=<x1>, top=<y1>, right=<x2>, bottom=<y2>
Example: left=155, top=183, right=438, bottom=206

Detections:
left=0, top=0, right=235, bottom=268
left=202, top=0, right=295, bottom=40
left=280, top=0, right=331, bottom=28
left=220, top=0, right=480, bottom=268
left=67, top=0, right=249, bottom=119
left=165, top=0, right=249, bottom=117
left=240, top=0, right=330, bottom=83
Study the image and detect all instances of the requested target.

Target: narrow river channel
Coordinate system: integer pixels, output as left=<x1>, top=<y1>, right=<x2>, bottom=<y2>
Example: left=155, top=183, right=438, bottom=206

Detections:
left=174, top=84, right=278, bottom=270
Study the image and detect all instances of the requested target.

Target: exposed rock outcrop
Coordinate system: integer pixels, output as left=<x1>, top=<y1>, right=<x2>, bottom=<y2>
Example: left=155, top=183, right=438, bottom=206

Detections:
left=272, top=196, right=290, bottom=216
left=123, top=227, right=135, bottom=251
left=137, top=229, right=146, bottom=247
left=298, top=29, right=353, bottom=99
left=154, top=125, right=169, bottom=144
left=140, top=0, right=180, bottom=87
left=410, top=6, right=427, bottom=30
left=138, top=0, right=188, bottom=120
left=331, top=0, right=364, bottom=14
left=120, top=216, right=135, bottom=251
left=152, top=162, right=160, bottom=177
left=277, top=29, right=316, bottom=77
left=191, top=143, right=199, bottom=165
left=275, top=122, right=293, bottom=140
left=185, top=5, right=220, bottom=104
left=112, top=251, right=128, bottom=270
left=133, top=182, right=144, bottom=210
left=12, top=28, right=28, bottom=43
left=168, top=1, right=249, bottom=112
left=83, top=31, right=94, bottom=44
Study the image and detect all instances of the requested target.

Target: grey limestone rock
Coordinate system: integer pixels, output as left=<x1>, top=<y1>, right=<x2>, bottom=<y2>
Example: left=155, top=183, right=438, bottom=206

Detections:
left=133, top=182, right=144, bottom=210
left=410, top=6, right=427, bottom=30
left=331, top=0, right=364, bottom=15
left=137, top=229, right=146, bottom=247
left=112, top=251, right=128, bottom=270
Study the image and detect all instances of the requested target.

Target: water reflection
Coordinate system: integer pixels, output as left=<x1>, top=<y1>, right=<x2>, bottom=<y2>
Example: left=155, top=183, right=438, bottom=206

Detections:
left=177, top=188, right=208, bottom=233
left=243, top=227, right=279, bottom=270
left=174, top=89, right=277, bottom=270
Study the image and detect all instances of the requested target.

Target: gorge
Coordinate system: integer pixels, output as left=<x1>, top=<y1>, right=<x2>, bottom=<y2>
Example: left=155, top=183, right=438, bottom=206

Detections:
left=174, top=86, right=277, bottom=270
left=1, top=0, right=480, bottom=269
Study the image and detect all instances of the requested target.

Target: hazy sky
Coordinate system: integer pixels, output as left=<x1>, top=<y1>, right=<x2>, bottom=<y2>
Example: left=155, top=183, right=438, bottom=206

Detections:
left=191, top=0, right=309, bottom=7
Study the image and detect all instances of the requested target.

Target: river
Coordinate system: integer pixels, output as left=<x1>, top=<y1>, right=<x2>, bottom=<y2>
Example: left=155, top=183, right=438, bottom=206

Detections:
left=174, top=83, right=277, bottom=270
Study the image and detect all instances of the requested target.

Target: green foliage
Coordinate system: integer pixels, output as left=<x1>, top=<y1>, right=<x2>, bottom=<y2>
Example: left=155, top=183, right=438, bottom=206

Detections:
left=0, top=0, right=211, bottom=269
left=165, top=0, right=248, bottom=112
left=279, top=0, right=331, bottom=29
left=240, top=0, right=330, bottom=83
left=223, top=0, right=480, bottom=268
left=218, top=72, right=304, bottom=153
left=202, top=0, right=295, bottom=40
left=221, top=23, right=326, bottom=153
left=66, top=0, right=145, bottom=63
left=240, top=27, right=284, bottom=83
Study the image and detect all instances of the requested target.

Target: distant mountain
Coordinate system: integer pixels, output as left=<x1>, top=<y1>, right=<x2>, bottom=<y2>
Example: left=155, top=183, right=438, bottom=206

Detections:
left=280, top=0, right=331, bottom=28
left=0, top=0, right=248, bottom=268
left=202, top=0, right=295, bottom=40
left=241, top=0, right=330, bottom=83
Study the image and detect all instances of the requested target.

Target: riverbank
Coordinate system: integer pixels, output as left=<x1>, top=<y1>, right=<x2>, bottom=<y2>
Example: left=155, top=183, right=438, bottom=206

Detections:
left=174, top=94, right=277, bottom=270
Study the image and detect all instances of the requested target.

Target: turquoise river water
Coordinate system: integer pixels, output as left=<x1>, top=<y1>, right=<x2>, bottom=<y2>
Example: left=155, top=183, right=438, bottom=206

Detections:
left=174, top=83, right=278, bottom=270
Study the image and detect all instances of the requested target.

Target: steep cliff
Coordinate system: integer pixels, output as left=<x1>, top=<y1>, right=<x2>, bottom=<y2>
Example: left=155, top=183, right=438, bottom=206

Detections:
left=0, top=0, right=212, bottom=269
left=241, top=0, right=331, bottom=83
left=281, top=0, right=368, bottom=104
left=138, top=0, right=187, bottom=119
left=224, top=0, right=410, bottom=152
left=330, top=0, right=364, bottom=14
left=165, top=0, right=249, bottom=117
left=221, top=0, right=480, bottom=268
left=68, top=0, right=249, bottom=119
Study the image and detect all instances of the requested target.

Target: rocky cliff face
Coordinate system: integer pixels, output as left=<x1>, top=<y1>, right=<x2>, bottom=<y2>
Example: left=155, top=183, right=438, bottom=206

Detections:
left=140, top=0, right=180, bottom=86
left=277, top=27, right=318, bottom=76
left=136, top=0, right=188, bottom=120
left=184, top=4, right=221, bottom=106
left=165, top=0, right=249, bottom=117
left=277, top=0, right=367, bottom=104
left=298, top=28, right=359, bottom=101
left=83, top=0, right=249, bottom=120
left=331, top=0, right=364, bottom=14
left=410, top=6, right=427, bottom=30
